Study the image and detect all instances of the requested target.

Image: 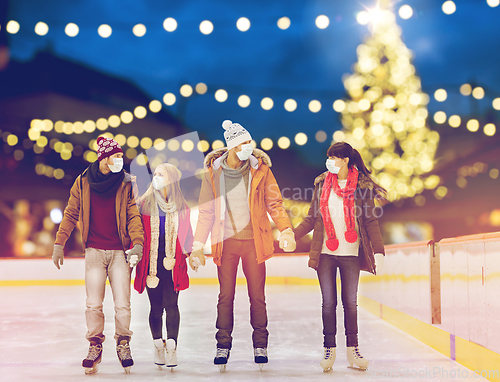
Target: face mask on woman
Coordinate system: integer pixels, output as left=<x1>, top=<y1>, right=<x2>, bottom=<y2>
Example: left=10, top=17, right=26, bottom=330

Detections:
left=152, top=175, right=166, bottom=190
left=153, top=175, right=166, bottom=190
left=325, top=158, right=344, bottom=174
left=236, top=143, right=253, bottom=161
left=108, top=157, right=123, bottom=173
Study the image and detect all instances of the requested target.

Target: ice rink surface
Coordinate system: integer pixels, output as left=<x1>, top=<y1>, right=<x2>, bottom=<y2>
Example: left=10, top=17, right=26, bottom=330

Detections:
left=0, top=283, right=486, bottom=381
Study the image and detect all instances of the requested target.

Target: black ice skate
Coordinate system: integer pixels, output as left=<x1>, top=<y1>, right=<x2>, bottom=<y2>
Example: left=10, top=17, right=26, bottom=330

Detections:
left=214, top=348, right=230, bottom=372
left=254, top=347, right=268, bottom=371
left=82, top=342, right=102, bottom=375
left=116, top=337, right=134, bottom=374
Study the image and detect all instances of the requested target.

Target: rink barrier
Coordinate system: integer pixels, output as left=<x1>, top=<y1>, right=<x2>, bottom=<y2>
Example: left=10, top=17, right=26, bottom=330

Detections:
left=358, top=232, right=500, bottom=382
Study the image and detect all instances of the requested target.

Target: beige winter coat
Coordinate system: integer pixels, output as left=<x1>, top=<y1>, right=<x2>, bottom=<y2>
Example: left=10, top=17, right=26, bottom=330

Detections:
left=193, top=148, right=292, bottom=265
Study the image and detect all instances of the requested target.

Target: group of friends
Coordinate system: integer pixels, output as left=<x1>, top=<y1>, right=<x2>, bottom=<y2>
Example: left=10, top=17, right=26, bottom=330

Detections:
left=52, top=120, right=386, bottom=374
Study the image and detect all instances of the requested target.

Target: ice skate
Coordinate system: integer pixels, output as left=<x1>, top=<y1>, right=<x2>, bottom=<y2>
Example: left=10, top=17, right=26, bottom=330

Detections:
left=116, top=337, right=134, bottom=374
left=254, top=347, right=268, bottom=371
left=82, top=342, right=102, bottom=375
left=320, top=346, right=336, bottom=372
left=214, top=348, right=230, bottom=372
left=165, top=338, right=177, bottom=371
left=347, top=346, right=369, bottom=371
left=153, top=339, right=166, bottom=369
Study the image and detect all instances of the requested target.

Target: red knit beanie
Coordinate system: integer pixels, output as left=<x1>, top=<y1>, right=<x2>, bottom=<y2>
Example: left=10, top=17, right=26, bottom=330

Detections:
left=96, top=136, right=123, bottom=161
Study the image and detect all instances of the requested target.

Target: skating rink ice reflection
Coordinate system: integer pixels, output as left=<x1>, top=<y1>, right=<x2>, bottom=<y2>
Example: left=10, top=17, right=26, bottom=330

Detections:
left=0, top=284, right=487, bottom=381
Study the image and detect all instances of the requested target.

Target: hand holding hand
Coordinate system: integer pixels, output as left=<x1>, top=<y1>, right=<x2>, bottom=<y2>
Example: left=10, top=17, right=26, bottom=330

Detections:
left=189, top=241, right=206, bottom=271
left=278, top=228, right=296, bottom=252
left=126, top=244, right=143, bottom=268
left=52, top=244, right=64, bottom=269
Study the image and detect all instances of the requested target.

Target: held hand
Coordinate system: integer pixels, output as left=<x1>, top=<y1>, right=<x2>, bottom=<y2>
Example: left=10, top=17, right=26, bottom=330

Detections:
left=374, top=253, right=384, bottom=275
left=278, top=228, right=296, bottom=252
left=52, top=244, right=64, bottom=269
left=128, top=255, right=139, bottom=268
left=126, top=244, right=143, bottom=268
left=189, top=248, right=206, bottom=271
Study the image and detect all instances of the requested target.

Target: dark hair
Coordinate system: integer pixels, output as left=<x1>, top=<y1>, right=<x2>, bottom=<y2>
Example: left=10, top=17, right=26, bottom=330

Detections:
left=327, top=142, right=387, bottom=202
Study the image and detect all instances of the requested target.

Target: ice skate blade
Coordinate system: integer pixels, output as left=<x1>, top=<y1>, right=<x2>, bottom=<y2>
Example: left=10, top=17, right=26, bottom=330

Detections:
left=84, top=366, right=98, bottom=375
left=124, top=367, right=131, bottom=374
left=219, top=364, right=226, bottom=372
left=156, top=364, right=163, bottom=370
left=348, top=365, right=367, bottom=371
left=322, top=366, right=332, bottom=373
left=259, top=364, right=264, bottom=371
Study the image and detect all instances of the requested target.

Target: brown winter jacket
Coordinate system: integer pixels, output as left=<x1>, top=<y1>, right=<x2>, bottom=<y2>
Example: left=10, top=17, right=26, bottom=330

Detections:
left=193, top=148, right=292, bottom=265
left=55, top=168, right=144, bottom=251
left=294, top=171, right=385, bottom=274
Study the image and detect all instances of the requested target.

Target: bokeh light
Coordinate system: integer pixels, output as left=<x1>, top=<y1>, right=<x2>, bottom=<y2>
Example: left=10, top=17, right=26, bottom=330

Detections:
left=163, top=18, right=177, bottom=32
left=277, top=17, right=291, bottom=30
left=34, top=22, right=49, bottom=36
left=200, top=20, right=214, bottom=35
left=238, top=95, right=251, bottom=108
left=215, top=89, right=228, bottom=102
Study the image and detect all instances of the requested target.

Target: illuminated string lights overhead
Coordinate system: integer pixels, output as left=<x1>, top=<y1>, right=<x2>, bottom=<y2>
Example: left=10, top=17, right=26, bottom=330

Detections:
left=5, top=1, right=495, bottom=39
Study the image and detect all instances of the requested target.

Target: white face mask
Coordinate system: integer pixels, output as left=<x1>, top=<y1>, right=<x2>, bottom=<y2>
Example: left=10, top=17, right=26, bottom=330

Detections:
left=236, top=143, right=253, bottom=161
left=152, top=175, right=166, bottom=190
left=326, top=158, right=344, bottom=174
left=108, top=157, right=123, bottom=173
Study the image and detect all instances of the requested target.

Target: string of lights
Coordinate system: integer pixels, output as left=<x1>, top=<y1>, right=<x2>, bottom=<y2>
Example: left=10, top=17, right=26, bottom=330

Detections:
left=2, top=1, right=499, bottom=37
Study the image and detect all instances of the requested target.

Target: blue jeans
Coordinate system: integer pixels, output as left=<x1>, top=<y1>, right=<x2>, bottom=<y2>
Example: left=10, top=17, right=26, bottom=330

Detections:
left=317, top=254, right=360, bottom=348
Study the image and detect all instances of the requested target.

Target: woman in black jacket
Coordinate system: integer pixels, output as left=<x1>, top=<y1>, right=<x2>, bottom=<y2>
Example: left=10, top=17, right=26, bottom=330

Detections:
left=294, top=142, right=386, bottom=372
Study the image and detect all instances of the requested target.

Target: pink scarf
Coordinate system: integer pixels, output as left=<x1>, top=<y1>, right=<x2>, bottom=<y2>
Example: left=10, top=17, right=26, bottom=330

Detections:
left=320, top=167, right=359, bottom=251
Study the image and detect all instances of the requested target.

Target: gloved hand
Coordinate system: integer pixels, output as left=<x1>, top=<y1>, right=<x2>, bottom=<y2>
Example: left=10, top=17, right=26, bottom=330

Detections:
left=374, top=253, right=384, bottom=275
left=278, top=228, right=296, bottom=252
left=189, top=241, right=206, bottom=271
left=126, top=244, right=143, bottom=268
left=52, top=244, right=64, bottom=269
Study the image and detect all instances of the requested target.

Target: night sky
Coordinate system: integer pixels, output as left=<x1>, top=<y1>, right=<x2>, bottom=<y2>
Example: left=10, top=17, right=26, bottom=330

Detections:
left=6, top=0, right=500, bottom=166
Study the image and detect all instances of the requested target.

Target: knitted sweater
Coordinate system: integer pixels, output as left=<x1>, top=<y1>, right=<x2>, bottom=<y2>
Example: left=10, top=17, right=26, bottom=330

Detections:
left=221, top=155, right=254, bottom=240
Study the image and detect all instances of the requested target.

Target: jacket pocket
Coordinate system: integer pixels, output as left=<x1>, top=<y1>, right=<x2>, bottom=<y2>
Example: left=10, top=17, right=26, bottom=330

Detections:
left=259, top=225, right=274, bottom=256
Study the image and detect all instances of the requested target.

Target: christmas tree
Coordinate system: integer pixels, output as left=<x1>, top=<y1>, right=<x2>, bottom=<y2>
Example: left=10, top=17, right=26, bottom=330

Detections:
left=337, top=4, right=440, bottom=201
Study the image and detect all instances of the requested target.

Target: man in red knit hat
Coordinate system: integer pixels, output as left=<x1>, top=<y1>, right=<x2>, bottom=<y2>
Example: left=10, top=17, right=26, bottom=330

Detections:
left=52, top=136, right=144, bottom=375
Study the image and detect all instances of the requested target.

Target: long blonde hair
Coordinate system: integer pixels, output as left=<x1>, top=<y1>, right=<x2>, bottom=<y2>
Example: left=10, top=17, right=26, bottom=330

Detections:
left=137, top=163, right=189, bottom=216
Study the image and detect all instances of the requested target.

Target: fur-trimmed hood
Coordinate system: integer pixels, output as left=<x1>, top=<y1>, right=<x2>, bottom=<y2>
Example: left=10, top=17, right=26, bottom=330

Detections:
left=204, top=147, right=272, bottom=170
left=314, top=170, right=374, bottom=189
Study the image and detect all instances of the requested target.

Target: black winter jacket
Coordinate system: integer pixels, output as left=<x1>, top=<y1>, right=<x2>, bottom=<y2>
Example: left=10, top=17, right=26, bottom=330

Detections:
left=294, top=171, right=385, bottom=274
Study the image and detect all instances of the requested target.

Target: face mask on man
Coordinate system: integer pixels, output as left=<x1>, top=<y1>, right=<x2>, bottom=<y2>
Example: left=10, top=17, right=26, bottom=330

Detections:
left=108, top=157, right=123, bottom=173
left=236, top=143, right=253, bottom=161
left=325, top=158, right=344, bottom=174
left=152, top=176, right=166, bottom=190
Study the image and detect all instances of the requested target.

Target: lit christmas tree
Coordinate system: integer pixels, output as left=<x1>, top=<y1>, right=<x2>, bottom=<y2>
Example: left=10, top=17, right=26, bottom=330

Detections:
left=335, top=4, right=440, bottom=201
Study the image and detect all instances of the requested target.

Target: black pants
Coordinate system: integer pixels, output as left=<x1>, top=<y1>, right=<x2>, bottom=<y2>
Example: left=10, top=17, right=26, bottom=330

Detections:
left=146, top=266, right=179, bottom=343
left=215, top=238, right=268, bottom=349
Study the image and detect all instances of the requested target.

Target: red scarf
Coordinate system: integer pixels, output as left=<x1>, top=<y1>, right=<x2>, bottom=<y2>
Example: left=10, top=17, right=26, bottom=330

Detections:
left=320, top=166, right=359, bottom=251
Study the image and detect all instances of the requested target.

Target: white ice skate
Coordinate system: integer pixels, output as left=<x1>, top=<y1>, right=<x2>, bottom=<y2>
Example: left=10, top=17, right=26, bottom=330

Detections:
left=153, top=339, right=166, bottom=369
left=214, top=348, right=230, bottom=372
left=254, top=347, right=268, bottom=371
left=116, top=337, right=134, bottom=374
left=82, top=342, right=102, bottom=375
left=347, top=346, right=369, bottom=371
left=320, top=346, right=336, bottom=372
left=165, top=339, right=177, bottom=371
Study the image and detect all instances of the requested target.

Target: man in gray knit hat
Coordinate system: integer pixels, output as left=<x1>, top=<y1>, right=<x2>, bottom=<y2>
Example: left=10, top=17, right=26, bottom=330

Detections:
left=191, top=120, right=296, bottom=371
